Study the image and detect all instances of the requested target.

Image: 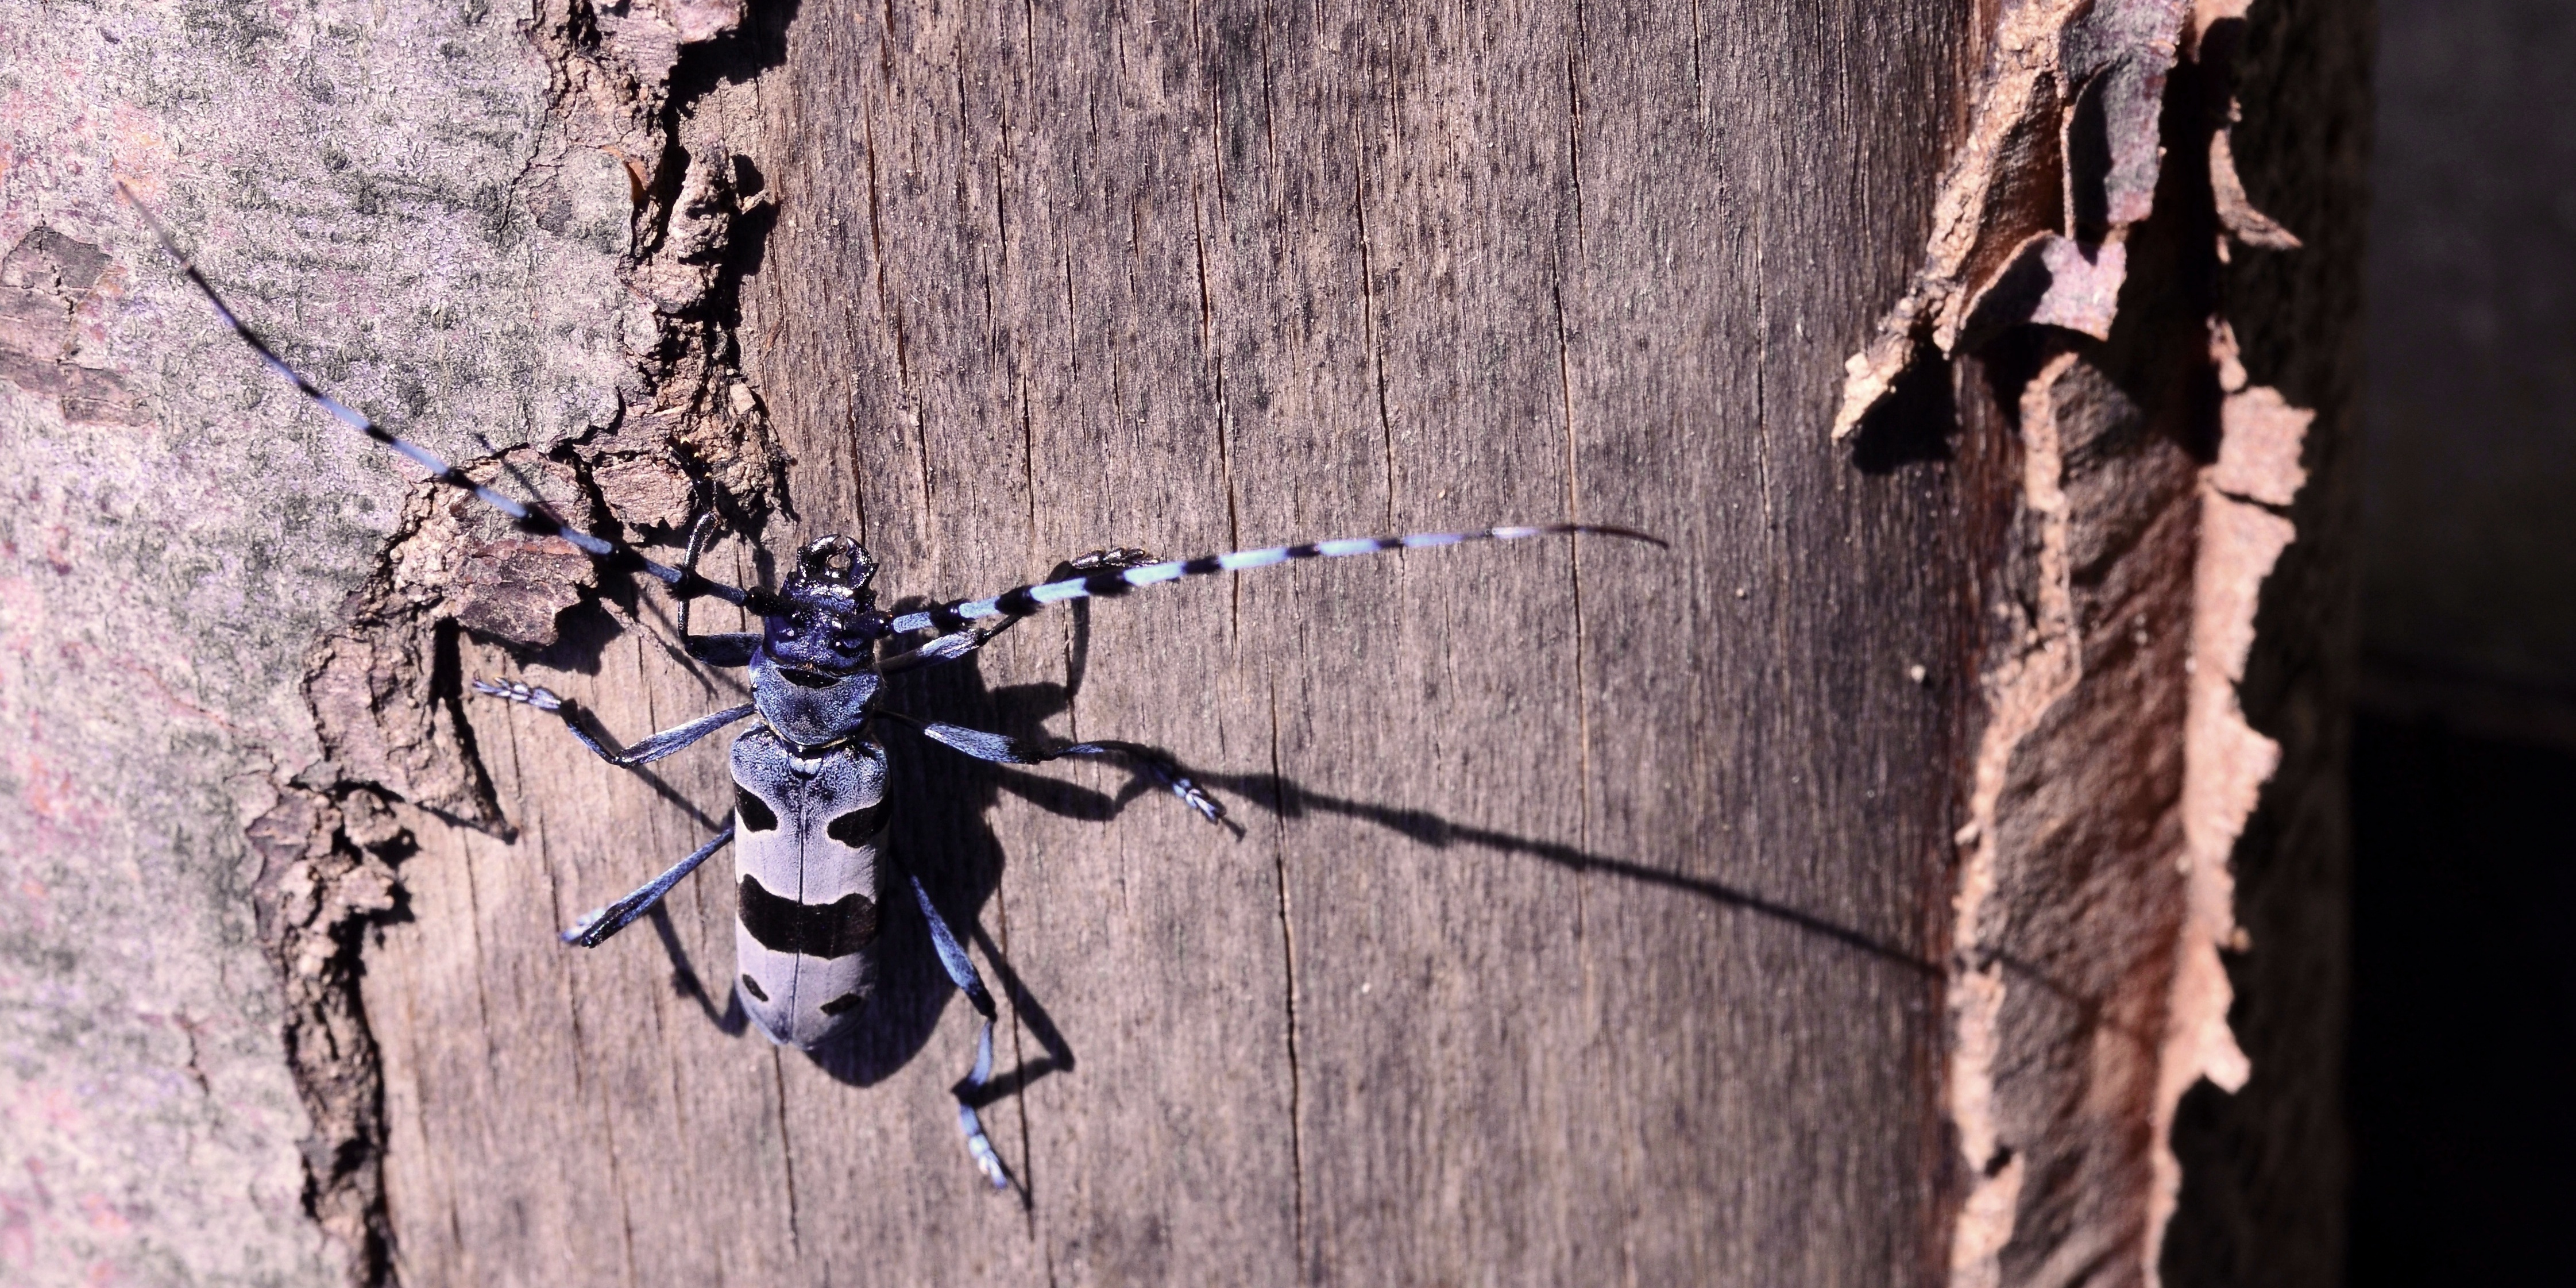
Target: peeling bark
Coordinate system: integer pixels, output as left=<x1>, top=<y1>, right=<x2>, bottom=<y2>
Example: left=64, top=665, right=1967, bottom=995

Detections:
left=1836, top=0, right=2192, bottom=438
left=1845, top=2, right=2355, bottom=1284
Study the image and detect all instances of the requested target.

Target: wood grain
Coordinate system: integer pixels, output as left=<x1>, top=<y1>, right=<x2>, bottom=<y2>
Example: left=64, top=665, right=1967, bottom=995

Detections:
left=365, top=1, right=1987, bottom=1283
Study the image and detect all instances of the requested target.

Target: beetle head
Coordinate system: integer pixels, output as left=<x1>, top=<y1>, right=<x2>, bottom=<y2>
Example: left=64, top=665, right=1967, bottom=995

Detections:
left=763, top=535, right=889, bottom=672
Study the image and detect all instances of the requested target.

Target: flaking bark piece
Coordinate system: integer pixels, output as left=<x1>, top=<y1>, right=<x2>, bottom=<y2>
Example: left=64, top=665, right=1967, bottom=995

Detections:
left=388, top=448, right=601, bottom=650
left=1835, top=0, right=2193, bottom=438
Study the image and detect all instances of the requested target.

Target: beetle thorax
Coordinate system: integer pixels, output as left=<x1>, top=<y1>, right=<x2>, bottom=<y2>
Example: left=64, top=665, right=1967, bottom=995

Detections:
left=750, top=650, right=880, bottom=749
left=747, top=535, right=890, bottom=748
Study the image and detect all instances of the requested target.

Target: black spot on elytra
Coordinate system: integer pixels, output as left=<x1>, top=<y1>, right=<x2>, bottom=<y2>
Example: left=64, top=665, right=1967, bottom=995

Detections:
left=825, top=801, right=888, bottom=847
left=737, top=876, right=880, bottom=959
left=738, top=973, right=768, bottom=1002
left=735, top=787, right=779, bottom=831
left=818, top=992, right=864, bottom=1016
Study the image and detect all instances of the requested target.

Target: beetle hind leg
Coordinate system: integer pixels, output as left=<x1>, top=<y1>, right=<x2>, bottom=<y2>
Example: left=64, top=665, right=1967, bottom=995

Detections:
left=909, top=874, right=1013, bottom=1191
left=561, top=823, right=737, bottom=948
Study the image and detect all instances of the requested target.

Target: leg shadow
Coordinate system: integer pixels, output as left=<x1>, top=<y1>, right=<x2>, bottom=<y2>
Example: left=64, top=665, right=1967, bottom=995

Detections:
left=1191, top=769, right=1939, bottom=976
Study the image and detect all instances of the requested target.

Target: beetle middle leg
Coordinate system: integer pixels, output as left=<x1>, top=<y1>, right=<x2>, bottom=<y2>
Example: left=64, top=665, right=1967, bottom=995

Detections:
left=472, top=680, right=756, bottom=768
left=874, top=709, right=1224, bottom=824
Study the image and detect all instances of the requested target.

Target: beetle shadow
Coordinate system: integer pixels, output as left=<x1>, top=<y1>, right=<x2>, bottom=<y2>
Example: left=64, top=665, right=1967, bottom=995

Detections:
left=605, top=651, right=1089, bottom=1085
left=805, top=639, right=1946, bottom=1088
left=1183, top=771, right=1941, bottom=977
left=621, top=593, right=1953, bottom=1188
left=642, top=901, right=754, bottom=1036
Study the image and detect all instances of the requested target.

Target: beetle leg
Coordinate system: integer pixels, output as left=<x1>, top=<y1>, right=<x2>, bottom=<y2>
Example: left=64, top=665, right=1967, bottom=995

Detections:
left=472, top=682, right=756, bottom=768
left=673, top=492, right=764, bottom=668
left=910, top=874, right=1013, bottom=1191
left=560, top=823, right=737, bottom=948
left=877, top=711, right=1225, bottom=824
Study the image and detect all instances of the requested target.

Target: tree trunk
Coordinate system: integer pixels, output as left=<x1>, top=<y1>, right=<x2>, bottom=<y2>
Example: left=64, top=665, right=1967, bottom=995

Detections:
left=0, top=1, right=2365, bottom=1285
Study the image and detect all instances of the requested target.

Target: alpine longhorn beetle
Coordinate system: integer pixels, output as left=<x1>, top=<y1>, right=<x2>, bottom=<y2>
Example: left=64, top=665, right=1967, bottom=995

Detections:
left=126, top=186, right=1662, bottom=1190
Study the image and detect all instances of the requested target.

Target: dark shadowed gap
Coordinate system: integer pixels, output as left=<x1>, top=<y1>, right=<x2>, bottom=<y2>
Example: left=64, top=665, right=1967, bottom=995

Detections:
left=2343, top=715, right=2576, bottom=1286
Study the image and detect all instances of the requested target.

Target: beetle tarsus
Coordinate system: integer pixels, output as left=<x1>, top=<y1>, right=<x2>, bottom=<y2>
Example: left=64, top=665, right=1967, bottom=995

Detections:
left=473, top=677, right=563, bottom=712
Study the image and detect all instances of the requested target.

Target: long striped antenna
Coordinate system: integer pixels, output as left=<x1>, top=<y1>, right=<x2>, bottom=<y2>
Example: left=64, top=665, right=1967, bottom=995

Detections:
left=118, top=182, right=764, bottom=613
left=890, top=523, right=1666, bottom=636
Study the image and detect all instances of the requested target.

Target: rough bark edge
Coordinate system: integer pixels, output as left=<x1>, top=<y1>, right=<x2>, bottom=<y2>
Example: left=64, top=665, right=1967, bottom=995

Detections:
left=2141, top=319, right=2301, bottom=1272
left=1944, top=348, right=2084, bottom=1288
left=1896, top=2, right=2324, bottom=1285
left=238, top=2, right=784, bottom=1281
left=2156, top=0, right=2368, bottom=1278
left=1835, top=0, right=2192, bottom=439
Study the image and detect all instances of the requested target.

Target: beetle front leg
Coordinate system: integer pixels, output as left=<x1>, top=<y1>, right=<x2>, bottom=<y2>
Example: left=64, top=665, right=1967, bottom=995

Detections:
left=672, top=500, right=764, bottom=668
